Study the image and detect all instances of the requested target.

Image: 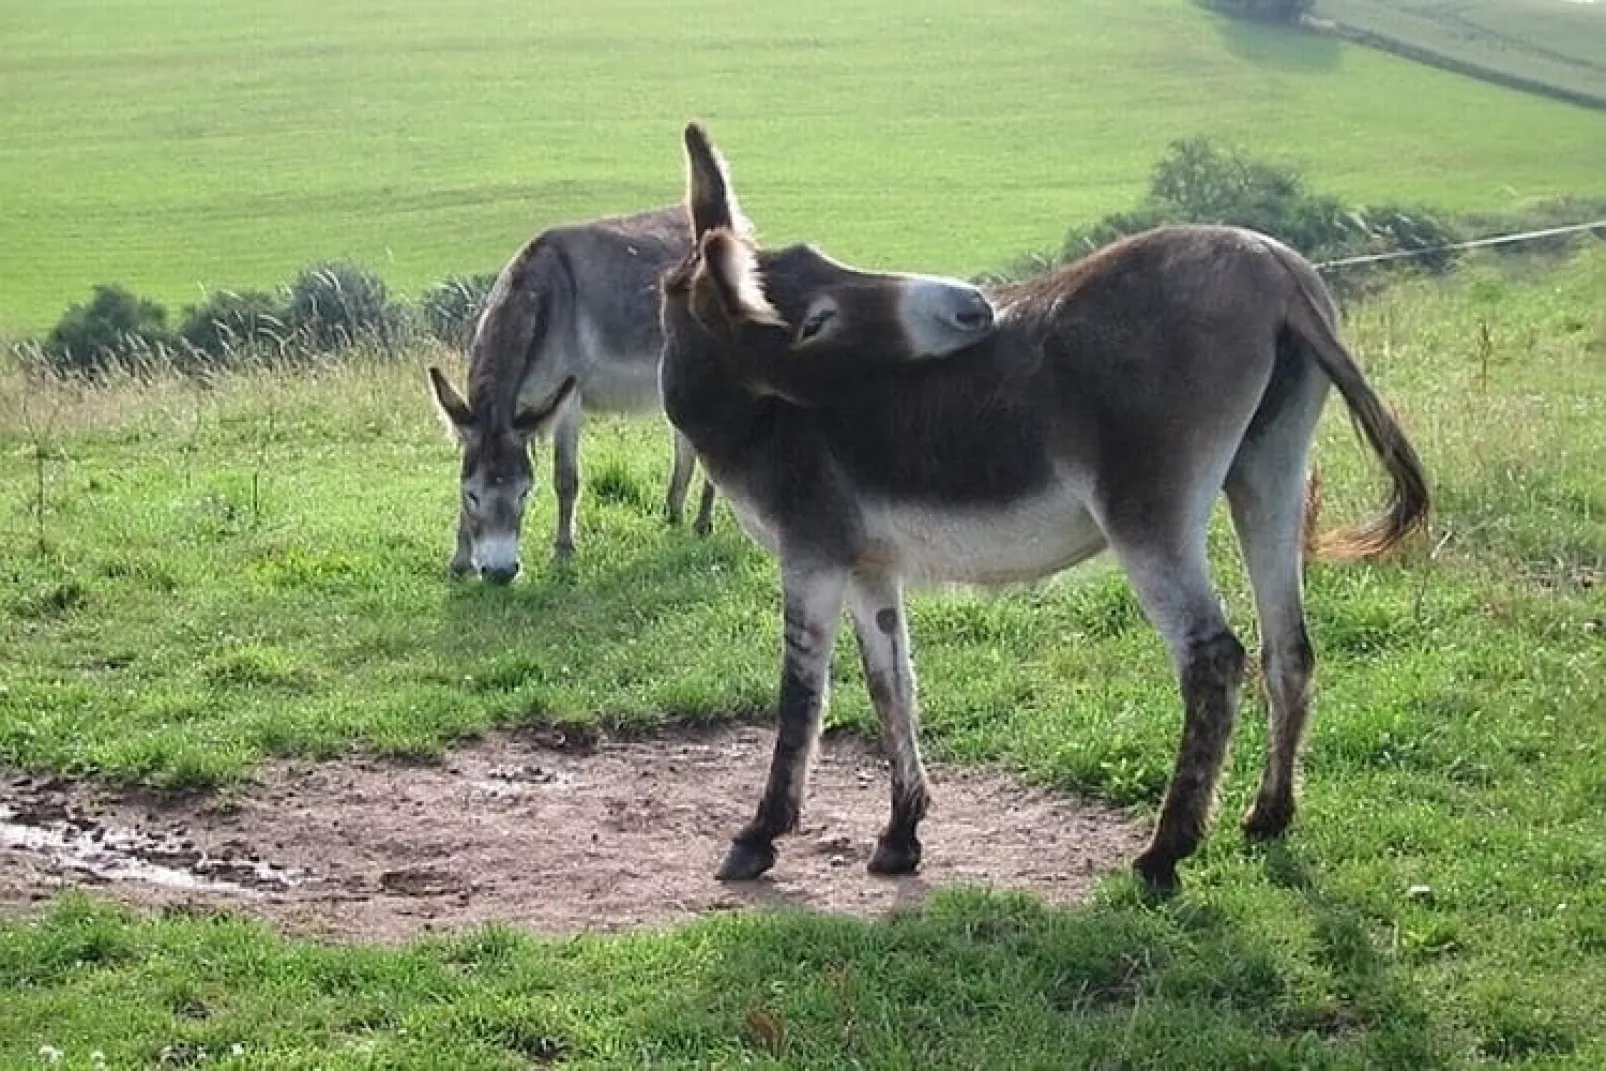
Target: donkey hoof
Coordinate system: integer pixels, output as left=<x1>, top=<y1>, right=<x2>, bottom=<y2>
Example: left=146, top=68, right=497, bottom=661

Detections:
left=552, top=542, right=575, bottom=565
left=693, top=517, right=714, bottom=538
left=867, top=834, right=922, bottom=875
left=716, top=840, right=776, bottom=882
left=1242, top=797, right=1295, bottom=842
left=1132, top=851, right=1180, bottom=897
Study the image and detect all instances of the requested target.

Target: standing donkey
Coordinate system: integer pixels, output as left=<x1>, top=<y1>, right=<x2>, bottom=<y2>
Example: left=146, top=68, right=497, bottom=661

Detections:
left=658, top=124, right=1429, bottom=893
left=427, top=205, right=716, bottom=582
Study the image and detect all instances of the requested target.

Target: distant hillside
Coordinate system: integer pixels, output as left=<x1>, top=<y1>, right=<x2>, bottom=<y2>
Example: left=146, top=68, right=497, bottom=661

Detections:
left=1311, top=0, right=1606, bottom=108
left=3, top=0, right=1605, bottom=332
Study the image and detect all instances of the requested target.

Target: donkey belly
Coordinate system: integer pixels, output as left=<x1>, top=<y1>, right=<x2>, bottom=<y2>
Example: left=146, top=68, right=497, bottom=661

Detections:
left=575, top=349, right=665, bottom=413
left=573, top=313, right=665, bottom=413
left=864, top=484, right=1107, bottom=586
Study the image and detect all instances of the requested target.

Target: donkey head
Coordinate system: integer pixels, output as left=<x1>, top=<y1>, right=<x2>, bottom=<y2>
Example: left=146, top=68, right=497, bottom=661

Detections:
left=662, top=123, right=994, bottom=381
left=426, top=368, right=577, bottom=584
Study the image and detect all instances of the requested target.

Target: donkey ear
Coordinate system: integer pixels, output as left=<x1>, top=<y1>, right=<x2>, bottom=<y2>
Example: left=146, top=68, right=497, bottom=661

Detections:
left=427, top=366, right=474, bottom=440
left=512, top=376, right=578, bottom=437
left=696, top=230, right=785, bottom=328
left=683, top=122, right=753, bottom=239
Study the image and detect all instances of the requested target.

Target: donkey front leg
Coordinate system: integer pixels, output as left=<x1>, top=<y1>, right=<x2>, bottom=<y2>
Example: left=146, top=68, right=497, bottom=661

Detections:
left=551, top=400, right=583, bottom=561
left=717, top=563, right=847, bottom=881
left=847, top=571, right=930, bottom=874
left=448, top=507, right=474, bottom=579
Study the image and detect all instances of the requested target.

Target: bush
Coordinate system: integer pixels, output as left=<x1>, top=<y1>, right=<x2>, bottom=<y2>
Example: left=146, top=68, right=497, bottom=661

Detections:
left=284, top=261, right=408, bottom=352
left=1063, top=137, right=1369, bottom=260
left=1328, top=204, right=1463, bottom=272
left=178, top=288, right=288, bottom=362
left=420, top=272, right=498, bottom=350
left=1014, top=137, right=1462, bottom=288
left=43, top=284, right=175, bottom=375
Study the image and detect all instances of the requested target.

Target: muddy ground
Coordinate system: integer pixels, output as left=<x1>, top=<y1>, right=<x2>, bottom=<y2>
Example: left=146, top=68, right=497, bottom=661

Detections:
left=1, top=724, right=1144, bottom=942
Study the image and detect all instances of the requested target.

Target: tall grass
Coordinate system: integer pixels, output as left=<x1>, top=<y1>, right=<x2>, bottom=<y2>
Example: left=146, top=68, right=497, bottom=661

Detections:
left=1, top=248, right=1603, bottom=1065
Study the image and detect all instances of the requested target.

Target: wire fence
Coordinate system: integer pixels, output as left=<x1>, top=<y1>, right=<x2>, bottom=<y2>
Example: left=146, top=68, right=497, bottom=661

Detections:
left=1313, top=218, right=1606, bottom=271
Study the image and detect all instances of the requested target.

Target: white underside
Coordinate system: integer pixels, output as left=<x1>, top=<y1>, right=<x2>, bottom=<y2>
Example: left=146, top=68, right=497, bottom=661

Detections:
left=521, top=314, right=663, bottom=415
left=569, top=347, right=663, bottom=413
left=722, top=470, right=1110, bottom=587
left=565, top=311, right=664, bottom=417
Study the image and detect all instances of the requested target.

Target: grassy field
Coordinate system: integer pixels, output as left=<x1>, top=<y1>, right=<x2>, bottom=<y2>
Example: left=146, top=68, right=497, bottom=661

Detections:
left=5, top=0, right=1606, bottom=334
left=1312, top=0, right=1606, bottom=107
left=2, top=244, right=1604, bottom=1064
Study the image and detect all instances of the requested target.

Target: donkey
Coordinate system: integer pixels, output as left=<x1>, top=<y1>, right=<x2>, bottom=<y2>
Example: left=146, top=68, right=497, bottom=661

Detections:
left=427, top=205, right=716, bottom=582
left=658, top=124, right=1429, bottom=893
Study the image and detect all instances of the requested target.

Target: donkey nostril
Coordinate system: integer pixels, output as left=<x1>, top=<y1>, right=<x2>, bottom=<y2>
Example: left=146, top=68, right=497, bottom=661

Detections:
left=954, top=302, right=993, bottom=331
left=481, top=564, right=520, bottom=585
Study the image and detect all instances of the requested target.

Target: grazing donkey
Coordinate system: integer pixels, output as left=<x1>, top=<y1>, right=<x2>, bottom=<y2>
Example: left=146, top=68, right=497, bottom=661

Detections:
left=658, top=124, right=1429, bottom=893
left=427, top=205, right=716, bottom=582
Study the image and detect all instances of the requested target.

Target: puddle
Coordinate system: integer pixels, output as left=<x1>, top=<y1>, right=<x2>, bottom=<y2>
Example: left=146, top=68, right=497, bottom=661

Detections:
left=1, top=801, right=301, bottom=896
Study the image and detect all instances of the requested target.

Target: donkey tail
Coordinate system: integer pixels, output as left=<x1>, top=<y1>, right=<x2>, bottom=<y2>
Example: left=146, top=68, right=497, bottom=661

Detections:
left=1271, top=243, right=1430, bottom=561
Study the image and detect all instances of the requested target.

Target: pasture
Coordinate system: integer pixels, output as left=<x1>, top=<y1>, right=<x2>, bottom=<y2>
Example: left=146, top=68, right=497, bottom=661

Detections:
left=4, top=0, right=1606, bottom=333
left=2, top=245, right=1603, bottom=1064
left=1311, top=0, right=1606, bottom=107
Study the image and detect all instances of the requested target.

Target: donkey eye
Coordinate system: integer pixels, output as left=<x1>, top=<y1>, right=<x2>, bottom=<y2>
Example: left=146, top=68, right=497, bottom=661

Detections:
left=465, top=490, right=481, bottom=509
left=797, top=306, right=836, bottom=344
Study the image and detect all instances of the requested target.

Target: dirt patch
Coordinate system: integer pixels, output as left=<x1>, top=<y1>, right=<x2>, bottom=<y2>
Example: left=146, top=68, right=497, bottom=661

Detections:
left=0, top=725, right=1144, bottom=942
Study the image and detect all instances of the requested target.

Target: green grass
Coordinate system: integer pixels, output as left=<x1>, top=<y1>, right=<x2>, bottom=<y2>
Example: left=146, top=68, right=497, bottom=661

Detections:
left=2, top=246, right=1604, bottom=1064
left=1312, top=0, right=1606, bottom=107
left=6, top=0, right=1606, bottom=333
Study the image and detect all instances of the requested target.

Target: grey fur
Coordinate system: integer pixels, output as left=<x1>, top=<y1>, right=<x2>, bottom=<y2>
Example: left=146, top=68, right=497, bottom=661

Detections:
left=427, top=205, right=715, bottom=581
left=662, top=123, right=1430, bottom=893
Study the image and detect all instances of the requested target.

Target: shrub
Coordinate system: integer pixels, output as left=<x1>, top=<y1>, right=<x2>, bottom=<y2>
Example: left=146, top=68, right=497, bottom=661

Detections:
left=420, top=271, right=498, bottom=350
left=178, top=288, right=288, bottom=362
left=1324, top=204, right=1463, bottom=272
left=1063, top=137, right=1370, bottom=261
left=43, top=284, right=175, bottom=375
left=1012, top=137, right=1462, bottom=288
left=284, top=261, right=408, bottom=352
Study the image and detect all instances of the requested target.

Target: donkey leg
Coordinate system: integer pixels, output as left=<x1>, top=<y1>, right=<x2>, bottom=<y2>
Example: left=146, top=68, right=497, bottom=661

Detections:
left=718, top=563, right=847, bottom=881
left=847, top=572, right=930, bottom=875
left=665, top=429, right=696, bottom=527
left=1111, top=535, right=1245, bottom=894
left=1228, top=459, right=1321, bottom=841
left=448, top=506, right=474, bottom=578
left=693, top=471, right=717, bottom=537
left=552, top=401, right=583, bottom=561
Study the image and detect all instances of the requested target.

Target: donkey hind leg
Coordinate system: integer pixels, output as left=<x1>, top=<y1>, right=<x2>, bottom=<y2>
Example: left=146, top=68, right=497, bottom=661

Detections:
left=665, top=429, right=696, bottom=527
left=551, top=399, right=583, bottom=561
left=693, top=470, right=718, bottom=537
left=668, top=431, right=718, bottom=536
left=1227, top=377, right=1328, bottom=840
left=1111, top=530, right=1247, bottom=895
left=449, top=507, right=473, bottom=579
left=718, top=563, right=848, bottom=881
left=847, top=571, right=930, bottom=875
